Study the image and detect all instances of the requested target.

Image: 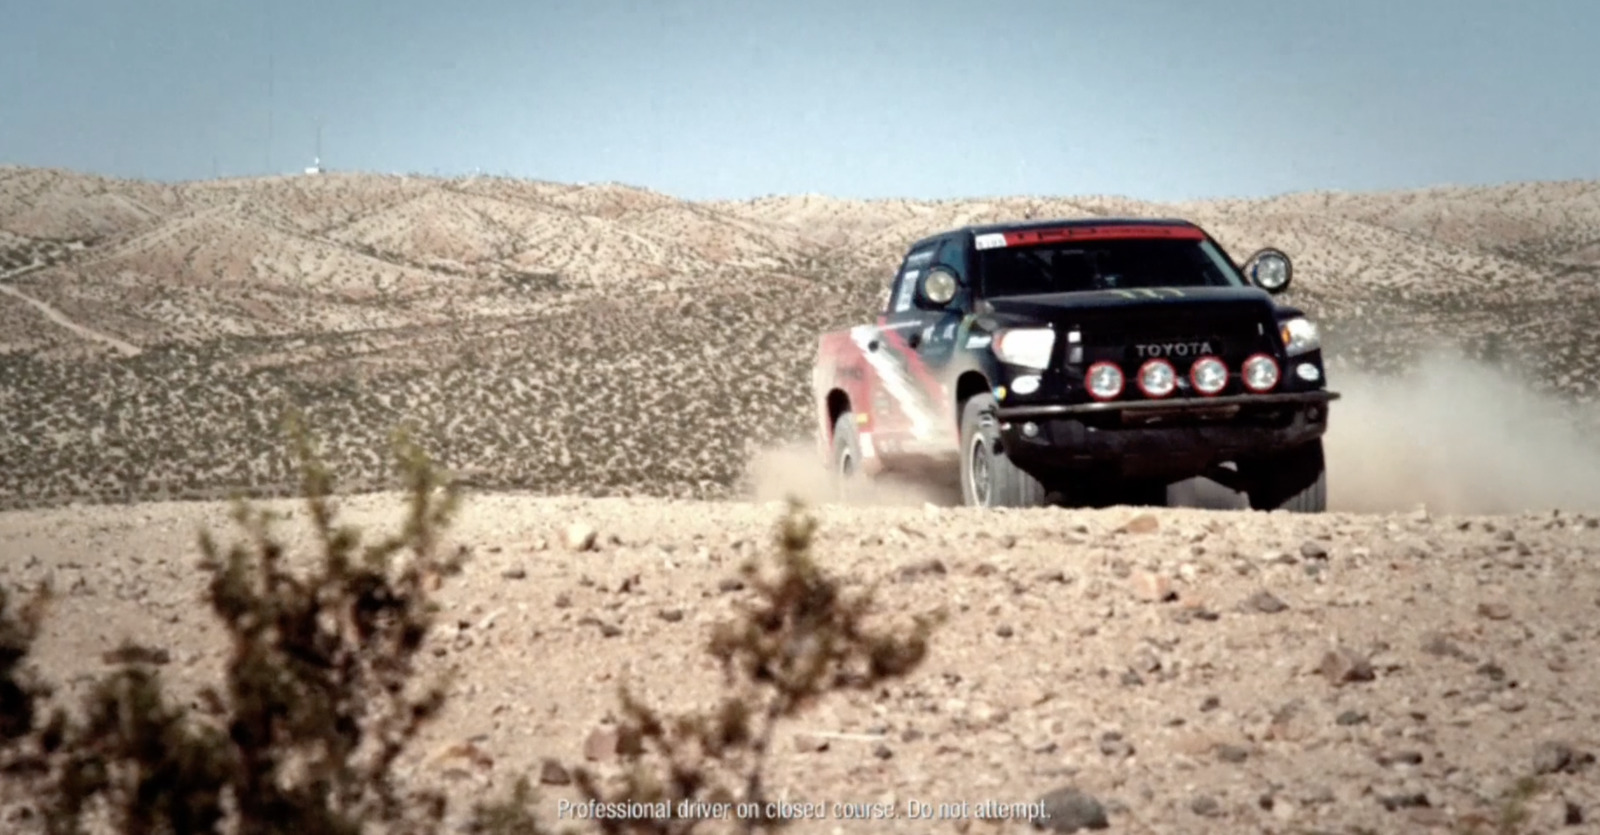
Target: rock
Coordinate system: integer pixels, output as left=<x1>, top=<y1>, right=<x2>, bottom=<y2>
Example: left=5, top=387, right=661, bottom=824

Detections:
left=1216, top=744, right=1250, bottom=763
left=1243, top=590, right=1289, bottom=613
left=500, top=566, right=527, bottom=580
left=1335, top=710, right=1370, bottom=726
left=1098, top=732, right=1134, bottom=759
left=793, top=733, right=831, bottom=753
left=872, top=743, right=894, bottom=760
left=1477, top=601, right=1513, bottom=620
left=102, top=643, right=171, bottom=666
left=1377, top=750, right=1425, bottom=767
left=564, top=522, right=598, bottom=552
left=583, top=725, right=642, bottom=761
left=537, top=758, right=571, bottom=785
left=1317, top=647, right=1376, bottom=685
left=1299, top=540, right=1330, bottom=560
left=1033, top=786, right=1110, bottom=832
left=1131, top=571, right=1176, bottom=603
left=1532, top=740, right=1595, bottom=775
left=717, top=578, right=746, bottom=593
left=1190, top=795, right=1223, bottom=817
left=1120, top=513, right=1160, bottom=535
left=1565, top=801, right=1585, bottom=826
left=897, top=558, right=948, bottom=581
left=1199, top=695, right=1221, bottom=712
left=1378, top=792, right=1430, bottom=811
left=1496, top=692, right=1528, bottom=713
left=996, top=624, right=1015, bottom=638
left=1420, top=632, right=1471, bottom=660
left=434, top=741, right=494, bottom=772
left=657, top=607, right=684, bottom=623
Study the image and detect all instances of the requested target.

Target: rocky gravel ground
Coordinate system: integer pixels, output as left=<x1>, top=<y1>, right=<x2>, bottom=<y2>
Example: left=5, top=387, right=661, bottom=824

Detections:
left=4, top=492, right=1598, bottom=833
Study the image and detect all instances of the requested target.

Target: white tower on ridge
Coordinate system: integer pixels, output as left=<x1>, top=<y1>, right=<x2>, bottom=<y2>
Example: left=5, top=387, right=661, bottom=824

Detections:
left=304, top=120, right=325, bottom=175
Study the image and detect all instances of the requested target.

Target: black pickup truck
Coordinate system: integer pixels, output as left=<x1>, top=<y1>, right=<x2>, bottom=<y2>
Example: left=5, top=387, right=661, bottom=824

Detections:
left=811, top=217, right=1338, bottom=511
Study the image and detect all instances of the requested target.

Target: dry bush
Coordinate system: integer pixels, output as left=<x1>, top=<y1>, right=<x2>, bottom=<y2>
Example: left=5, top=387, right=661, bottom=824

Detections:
left=0, top=423, right=944, bottom=835
left=568, top=501, right=946, bottom=834
left=0, top=413, right=552, bottom=835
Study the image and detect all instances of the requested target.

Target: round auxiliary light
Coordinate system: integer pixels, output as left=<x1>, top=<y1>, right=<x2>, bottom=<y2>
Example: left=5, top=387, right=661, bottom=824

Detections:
left=1242, top=353, right=1280, bottom=392
left=1136, top=358, right=1177, bottom=399
left=1189, top=355, right=1229, bottom=396
left=1085, top=361, right=1124, bottom=401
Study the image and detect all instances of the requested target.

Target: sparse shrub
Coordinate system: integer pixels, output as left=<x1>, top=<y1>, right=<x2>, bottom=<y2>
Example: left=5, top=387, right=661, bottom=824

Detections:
left=0, top=412, right=552, bottom=835
left=569, top=500, right=945, bottom=834
left=0, top=422, right=945, bottom=835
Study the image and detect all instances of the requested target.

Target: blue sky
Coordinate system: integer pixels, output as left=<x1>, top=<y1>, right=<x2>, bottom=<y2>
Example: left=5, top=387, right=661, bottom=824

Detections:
left=2, top=0, right=1595, bottom=200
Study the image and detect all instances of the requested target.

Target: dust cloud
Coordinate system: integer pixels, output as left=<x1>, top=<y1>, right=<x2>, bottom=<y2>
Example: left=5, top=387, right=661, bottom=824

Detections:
left=1325, top=350, right=1600, bottom=514
left=740, top=440, right=955, bottom=508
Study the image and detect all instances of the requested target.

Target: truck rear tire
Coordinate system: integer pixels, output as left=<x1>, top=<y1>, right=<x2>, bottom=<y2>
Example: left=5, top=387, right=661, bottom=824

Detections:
left=1245, top=439, right=1327, bottom=513
left=960, top=394, right=1048, bottom=508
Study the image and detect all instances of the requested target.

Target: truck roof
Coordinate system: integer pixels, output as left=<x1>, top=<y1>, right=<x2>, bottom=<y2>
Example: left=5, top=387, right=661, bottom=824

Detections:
left=909, top=217, right=1199, bottom=251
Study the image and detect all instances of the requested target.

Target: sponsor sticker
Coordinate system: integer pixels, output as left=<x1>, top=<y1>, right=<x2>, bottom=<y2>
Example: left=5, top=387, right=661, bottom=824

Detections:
left=974, top=233, right=1007, bottom=250
left=894, top=270, right=919, bottom=311
left=966, top=334, right=992, bottom=349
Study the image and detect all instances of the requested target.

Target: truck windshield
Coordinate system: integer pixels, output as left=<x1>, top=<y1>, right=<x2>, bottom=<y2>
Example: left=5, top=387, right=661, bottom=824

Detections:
left=977, top=238, right=1248, bottom=298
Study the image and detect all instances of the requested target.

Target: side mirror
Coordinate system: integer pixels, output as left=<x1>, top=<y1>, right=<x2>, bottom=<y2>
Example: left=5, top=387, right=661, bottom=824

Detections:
left=1242, top=248, right=1293, bottom=294
left=919, top=267, right=959, bottom=307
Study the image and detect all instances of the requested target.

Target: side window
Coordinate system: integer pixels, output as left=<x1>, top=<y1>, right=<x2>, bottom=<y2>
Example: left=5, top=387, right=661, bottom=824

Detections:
left=934, top=235, right=968, bottom=281
left=887, top=246, right=936, bottom=314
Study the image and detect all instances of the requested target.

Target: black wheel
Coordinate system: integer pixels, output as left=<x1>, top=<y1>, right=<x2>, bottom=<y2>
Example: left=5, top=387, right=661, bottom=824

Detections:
left=830, top=412, right=865, bottom=498
left=1245, top=439, right=1327, bottom=513
left=959, top=394, right=1047, bottom=508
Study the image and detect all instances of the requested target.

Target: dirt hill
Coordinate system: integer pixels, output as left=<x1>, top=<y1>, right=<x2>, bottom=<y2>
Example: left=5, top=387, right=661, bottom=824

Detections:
left=4, top=167, right=1598, bottom=512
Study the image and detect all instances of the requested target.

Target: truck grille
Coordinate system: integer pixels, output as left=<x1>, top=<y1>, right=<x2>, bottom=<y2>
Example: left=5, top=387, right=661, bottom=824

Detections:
left=1072, top=309, right=1279, bottom=399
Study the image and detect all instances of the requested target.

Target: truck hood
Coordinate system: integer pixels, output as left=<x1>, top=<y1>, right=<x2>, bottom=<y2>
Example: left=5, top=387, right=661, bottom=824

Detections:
left=979, top=286, right=1281, bottom=322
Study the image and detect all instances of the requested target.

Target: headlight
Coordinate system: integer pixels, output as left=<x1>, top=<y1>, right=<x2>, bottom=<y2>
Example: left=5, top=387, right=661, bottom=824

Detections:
left=1280, top=317, right=1320, bottom=357
left=992, top=327, right=1055, bottom=369
left=1242, top=353, right=1280, bottom=392
left=1085, top=362, right=1124, bottom=401
left=1136, top=359, right=1177, bottom=399
left=1189, top=355, right=1228, bottom=396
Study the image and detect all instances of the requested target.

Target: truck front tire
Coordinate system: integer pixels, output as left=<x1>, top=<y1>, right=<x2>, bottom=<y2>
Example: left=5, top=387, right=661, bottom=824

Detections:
left=1244, top=439, right=1327, bottom=513
left=959, top=394, right=1048, bottom=508
left=830, top=412, right=865, bottom=499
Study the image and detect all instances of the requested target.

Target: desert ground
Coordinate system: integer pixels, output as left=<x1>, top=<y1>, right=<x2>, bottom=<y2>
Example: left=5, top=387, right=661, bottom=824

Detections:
left=3, top=166, right=1600, bottom=832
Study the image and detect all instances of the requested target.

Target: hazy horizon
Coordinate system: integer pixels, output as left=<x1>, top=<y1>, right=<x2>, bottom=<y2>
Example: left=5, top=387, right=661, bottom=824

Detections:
left=3, top=0, right=1596, bottom=202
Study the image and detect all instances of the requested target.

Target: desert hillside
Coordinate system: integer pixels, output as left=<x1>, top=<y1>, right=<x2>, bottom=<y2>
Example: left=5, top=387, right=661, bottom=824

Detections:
left=2, top=166, right=1600, bottom=511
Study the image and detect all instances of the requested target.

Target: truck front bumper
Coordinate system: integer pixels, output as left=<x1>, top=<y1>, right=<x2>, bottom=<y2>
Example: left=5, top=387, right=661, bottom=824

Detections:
left=993, top=391, right=1339, bottom=481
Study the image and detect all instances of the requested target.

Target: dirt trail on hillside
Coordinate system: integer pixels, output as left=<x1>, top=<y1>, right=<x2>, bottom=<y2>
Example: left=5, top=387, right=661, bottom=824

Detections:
left=0, top=271, right=142, bottom=356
